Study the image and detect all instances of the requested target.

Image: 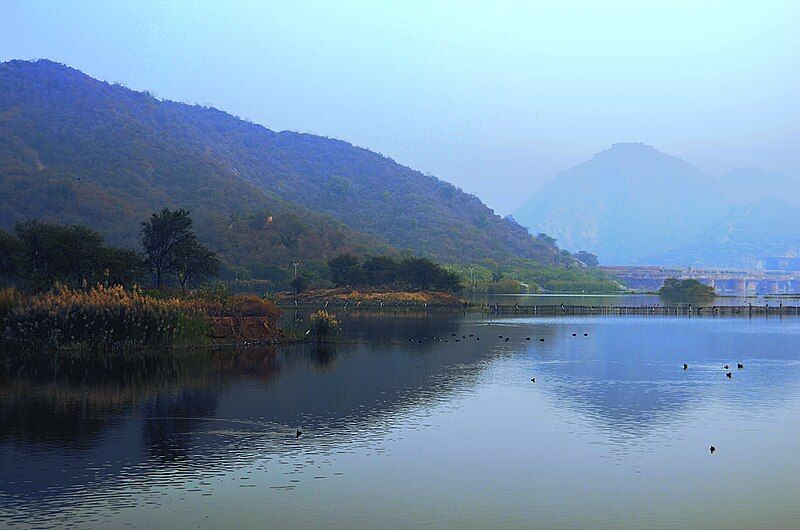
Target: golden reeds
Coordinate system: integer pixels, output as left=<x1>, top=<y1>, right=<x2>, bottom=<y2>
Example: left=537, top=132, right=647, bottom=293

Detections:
left=1, top=284, right=207, bottom=352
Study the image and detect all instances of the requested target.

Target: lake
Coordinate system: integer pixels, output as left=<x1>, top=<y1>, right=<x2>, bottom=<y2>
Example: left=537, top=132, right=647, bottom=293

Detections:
left=3, top=308, right=800, bottom=528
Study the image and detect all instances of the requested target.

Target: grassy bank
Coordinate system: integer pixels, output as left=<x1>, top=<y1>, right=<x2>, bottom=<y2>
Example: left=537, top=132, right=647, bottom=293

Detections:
left=0, top=285, right=282, bottom=354
left=277, top=288, right=468, bottom=308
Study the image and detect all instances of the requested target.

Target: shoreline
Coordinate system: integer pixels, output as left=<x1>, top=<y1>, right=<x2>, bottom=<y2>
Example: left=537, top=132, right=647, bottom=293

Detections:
left=276, top=288, right=469, bottom=309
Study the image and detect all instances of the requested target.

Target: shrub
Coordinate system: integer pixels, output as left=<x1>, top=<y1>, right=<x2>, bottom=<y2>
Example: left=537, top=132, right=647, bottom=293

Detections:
left=309, top=310, right=340, bottom=341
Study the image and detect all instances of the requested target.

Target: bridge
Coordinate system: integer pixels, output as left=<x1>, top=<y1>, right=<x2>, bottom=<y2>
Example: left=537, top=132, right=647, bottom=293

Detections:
left=602, top=265, right=800, bottom=295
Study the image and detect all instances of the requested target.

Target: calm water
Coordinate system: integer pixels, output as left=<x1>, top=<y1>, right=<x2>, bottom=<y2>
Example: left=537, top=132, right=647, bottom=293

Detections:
left=469, top=292, right=800, bottom=307
left=3, top=311, right=800, bottom=528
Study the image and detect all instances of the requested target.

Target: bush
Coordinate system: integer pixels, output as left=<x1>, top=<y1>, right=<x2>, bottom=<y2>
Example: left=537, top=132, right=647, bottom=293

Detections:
left=309, top=310, right=340, bottom=341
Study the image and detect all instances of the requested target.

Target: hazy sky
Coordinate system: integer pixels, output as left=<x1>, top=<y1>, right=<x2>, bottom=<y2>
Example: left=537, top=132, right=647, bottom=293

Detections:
left=3, top=1, right=799, bottom=214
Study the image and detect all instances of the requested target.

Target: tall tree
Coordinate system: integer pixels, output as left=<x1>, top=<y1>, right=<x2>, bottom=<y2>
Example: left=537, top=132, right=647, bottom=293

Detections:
left=327, top=254, right=362, bottom=286
left=99, top=247, right=148, bottom=287
left=15, top=221, right=106, bottom=288
left=172, top=236, right=220, bottom=292
left=141, top=208, right=194, bottom=287
left=0, top=229, right=23, bottom=285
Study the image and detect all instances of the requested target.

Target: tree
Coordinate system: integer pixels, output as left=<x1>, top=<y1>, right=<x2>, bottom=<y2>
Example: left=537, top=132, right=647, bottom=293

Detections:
left=172, top=236, right=220, bottom=292
left=141, top=208, right=194, bottom=287
left=59, top=225, right=107, bottom=285
left=362, top=255, right=399, bottom=286
left=100, top=247, right=148, bottom=287
left=574, top=251, right=599, bottom=267
left=399, top=257, right=461, bottom=292
left=0, top=229, right=23, bottom=285
left=292, top=272, right=309, bottom=294
left=658, top=278, right=715, bottom=301
left=327, top=254, right=362, bottom=286
left=15, top=221, right=107, bottom=288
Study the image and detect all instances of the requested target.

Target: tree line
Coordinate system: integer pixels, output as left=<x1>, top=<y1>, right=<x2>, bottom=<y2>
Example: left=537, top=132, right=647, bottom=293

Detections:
left=327, top=254, right=462, bottom=292
left=0, top=208, right=218, bottom=292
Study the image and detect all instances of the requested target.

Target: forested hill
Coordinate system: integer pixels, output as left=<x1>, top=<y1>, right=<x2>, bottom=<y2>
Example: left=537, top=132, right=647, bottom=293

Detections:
left=0, top=59, right=570, bottom=274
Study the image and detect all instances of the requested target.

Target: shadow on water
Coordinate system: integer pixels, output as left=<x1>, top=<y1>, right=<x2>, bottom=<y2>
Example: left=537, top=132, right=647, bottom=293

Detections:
left=0, top=313, right=488, bottom=508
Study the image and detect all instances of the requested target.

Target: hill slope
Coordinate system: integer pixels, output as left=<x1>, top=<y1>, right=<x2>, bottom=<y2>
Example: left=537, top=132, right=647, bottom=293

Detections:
left=643, top=197, right=800, bottom=268
left=512, top=143, right=729, bottom=264
left=0, top=59, right=568, bottom=274
left=719, top=167, right=800, bottom=208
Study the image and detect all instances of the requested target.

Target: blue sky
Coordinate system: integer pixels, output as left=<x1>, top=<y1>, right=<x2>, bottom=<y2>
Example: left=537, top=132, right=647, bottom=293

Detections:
left=3, top=1, right=799, bottom=214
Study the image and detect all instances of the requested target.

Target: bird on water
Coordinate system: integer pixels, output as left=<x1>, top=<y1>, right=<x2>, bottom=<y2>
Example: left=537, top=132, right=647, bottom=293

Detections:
left=296, top=429, right=303, bottom=438
left=683, top=363, right=688, bottom=370
left=710, top=445, right=715, bottom=454
left=726, top=372, right=732, bottom=379
left=531, top=377, right=536, bottom=383
left=737, top=363, right=744, bottom=369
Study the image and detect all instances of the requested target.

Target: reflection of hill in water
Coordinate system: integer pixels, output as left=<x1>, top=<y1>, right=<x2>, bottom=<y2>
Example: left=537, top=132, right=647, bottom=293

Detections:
left=521, top=317, right=800, bottom=438
left=3, top=314, right=800, bottom=517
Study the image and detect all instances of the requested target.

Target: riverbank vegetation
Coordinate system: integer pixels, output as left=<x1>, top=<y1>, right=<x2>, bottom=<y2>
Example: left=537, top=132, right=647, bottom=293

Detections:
left=0, top=209, right=286, bottom=353
left=0, top=284, right=283, bottom=353
left=309, top=310, right=341, bottom=342
left=658, top=278, right=716, bottom=302
left=0, top=208, right=217, bottom=292
left=278, top=288, right=466, bottom=308
left=447, top=257, right=622, bottom=294
left=0, top=284, right=206, bottom=352
left=327, top=254, right=462, bottom=292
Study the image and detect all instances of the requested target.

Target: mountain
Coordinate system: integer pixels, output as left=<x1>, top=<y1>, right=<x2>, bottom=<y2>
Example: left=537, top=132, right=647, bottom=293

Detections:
left=0, top=59, right=570, bottom=283
left=512, top=143, right=728, bottom=264
left=642, top=197, right=800, bottom=268
left=718, top=167, right=800, bottom=208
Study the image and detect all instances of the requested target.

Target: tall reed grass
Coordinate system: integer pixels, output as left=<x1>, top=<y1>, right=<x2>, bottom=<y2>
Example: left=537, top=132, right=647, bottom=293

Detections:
left=1, top=284, right=208, bottom=352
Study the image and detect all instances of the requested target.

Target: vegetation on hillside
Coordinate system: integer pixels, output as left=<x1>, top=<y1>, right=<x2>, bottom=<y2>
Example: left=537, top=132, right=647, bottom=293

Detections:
left=0, top=59, right=607, bottom=291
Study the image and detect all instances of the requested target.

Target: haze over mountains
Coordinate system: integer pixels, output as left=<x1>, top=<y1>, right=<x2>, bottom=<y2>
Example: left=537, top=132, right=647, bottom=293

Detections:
left=513, top=143, right=800, bottom=269
left=0, top=59, right=574, bottom=285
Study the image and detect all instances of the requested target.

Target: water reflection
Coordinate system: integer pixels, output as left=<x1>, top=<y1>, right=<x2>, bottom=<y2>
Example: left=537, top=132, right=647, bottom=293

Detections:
left=2, top=312, right=800, bottom=527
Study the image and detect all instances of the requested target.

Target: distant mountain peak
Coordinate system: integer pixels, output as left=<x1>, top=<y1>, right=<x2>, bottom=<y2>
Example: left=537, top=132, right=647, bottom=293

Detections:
left=591, top=142, right=688, bottom=167
left=607, top=142, right=659, bottom=152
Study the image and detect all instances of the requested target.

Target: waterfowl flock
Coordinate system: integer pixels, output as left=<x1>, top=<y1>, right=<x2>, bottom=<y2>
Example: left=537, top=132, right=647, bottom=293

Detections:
left=682, top=359, right=747, bottom=454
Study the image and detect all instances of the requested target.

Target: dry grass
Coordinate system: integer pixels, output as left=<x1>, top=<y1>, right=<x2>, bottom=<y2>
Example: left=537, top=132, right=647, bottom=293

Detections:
left=1, top=284, right=207, bottom=352
left=185, top=294, right=281, bottom=319
left=281, top=288, right=466, bottom=306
